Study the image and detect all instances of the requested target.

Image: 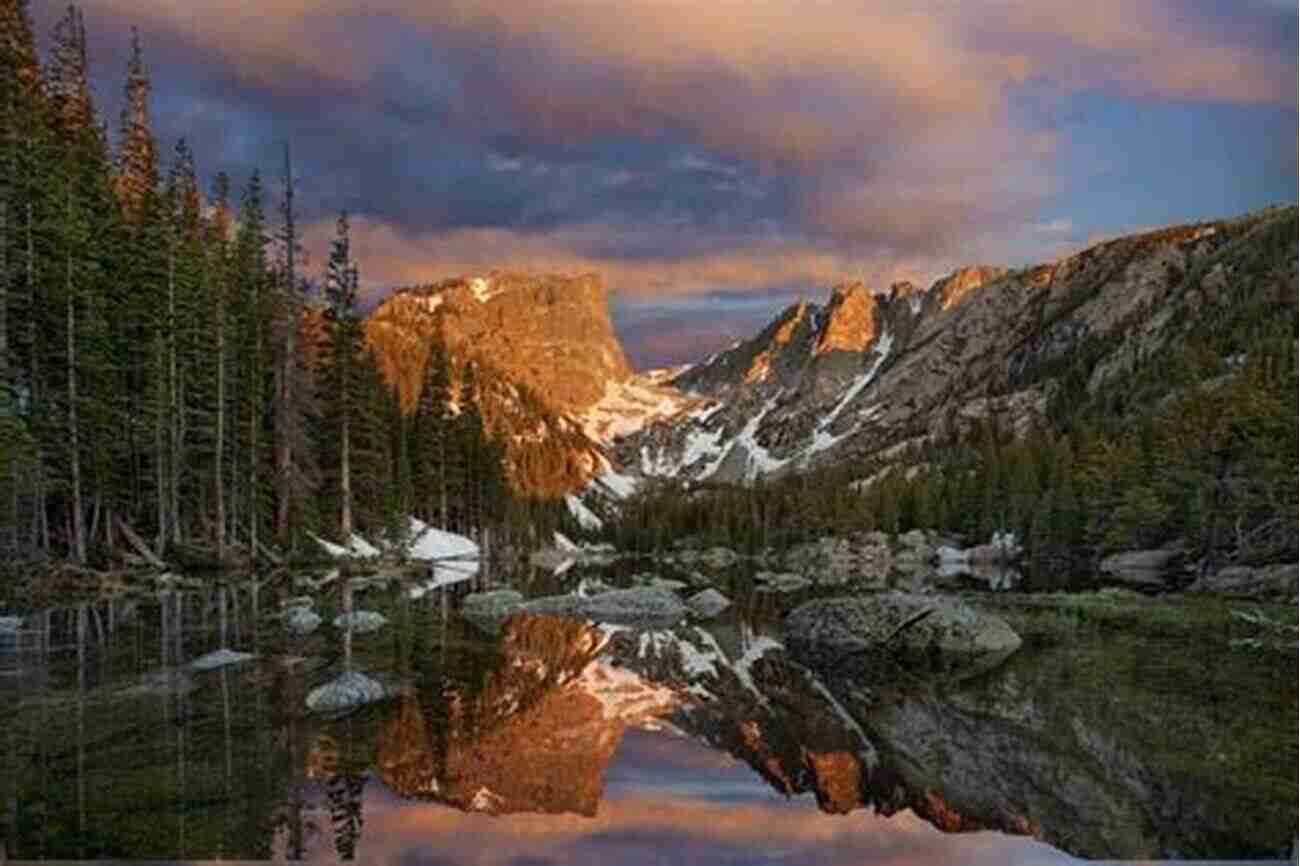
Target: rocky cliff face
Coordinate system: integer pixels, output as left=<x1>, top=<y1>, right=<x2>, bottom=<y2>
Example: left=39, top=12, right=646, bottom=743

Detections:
left=604, top=206, right=1297, bottom=492
left=367, top=271, right=631, bottom=416
left=367, top=272, right=653, bottom=495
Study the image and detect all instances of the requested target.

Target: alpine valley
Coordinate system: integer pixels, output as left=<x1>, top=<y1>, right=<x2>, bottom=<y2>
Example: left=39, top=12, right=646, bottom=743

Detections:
left=364, top=204, right=1298, bottom=587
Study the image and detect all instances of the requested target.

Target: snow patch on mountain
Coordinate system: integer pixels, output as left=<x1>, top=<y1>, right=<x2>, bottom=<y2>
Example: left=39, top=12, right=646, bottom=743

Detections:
left=579, top=377, right=696, bottom=444
left=806, top=332, right=894, bottom=458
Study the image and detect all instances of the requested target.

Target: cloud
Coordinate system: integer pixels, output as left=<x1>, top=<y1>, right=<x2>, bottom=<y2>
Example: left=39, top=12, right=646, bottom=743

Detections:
left=38, top=0, right=1296, bottom=375
left=61, top=0, right=1293, bottom=264
left=305, top=215, right=934, bottom=300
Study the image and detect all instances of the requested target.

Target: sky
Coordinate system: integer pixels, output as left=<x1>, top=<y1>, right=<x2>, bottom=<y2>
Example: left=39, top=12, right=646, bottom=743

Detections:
left=36, top=0, right=1298, bottom=369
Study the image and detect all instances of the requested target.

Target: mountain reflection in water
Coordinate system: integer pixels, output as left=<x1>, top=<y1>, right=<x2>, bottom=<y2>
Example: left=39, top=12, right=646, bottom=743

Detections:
left=313, top=728, right=1076, bottom=866
left=0, top=572, right=1294, bottom=863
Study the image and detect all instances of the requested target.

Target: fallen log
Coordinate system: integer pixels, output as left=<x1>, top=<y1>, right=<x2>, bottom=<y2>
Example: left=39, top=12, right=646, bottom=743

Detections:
left=114, top=517, right=166, bottom=570
left=255, top=538, right=285, bottom=566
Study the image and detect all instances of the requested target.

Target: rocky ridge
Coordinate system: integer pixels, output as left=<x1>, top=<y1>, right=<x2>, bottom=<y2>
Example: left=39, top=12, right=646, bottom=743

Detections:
left=605, top=206, right=1296, bottom=490
left=360, top=207, right=1296, bottom=501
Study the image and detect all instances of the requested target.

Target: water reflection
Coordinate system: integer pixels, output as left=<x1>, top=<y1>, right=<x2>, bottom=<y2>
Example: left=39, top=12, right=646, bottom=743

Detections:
left=0, top=568, right=1295, bottom=862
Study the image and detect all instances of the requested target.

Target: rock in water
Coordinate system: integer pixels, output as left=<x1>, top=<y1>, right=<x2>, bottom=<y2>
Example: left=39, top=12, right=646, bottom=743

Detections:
left=1099, top=549, right=1182, bottom=588
left=461, top=587, right=688, bottom=634
left=686, top=588, right=732, bottom=619
left=333, top=610, right=387, bottom=634
left=190, top=648, right=258, bottom=671
left=571, top=587, right=688, bottom=628
left=306, top=670, right=387, bottom=712
left=783, top=594, right=1021, bottom=676
left=284, top=607, right=322, bottom=635
left=461, top=590, right=527, bottom=633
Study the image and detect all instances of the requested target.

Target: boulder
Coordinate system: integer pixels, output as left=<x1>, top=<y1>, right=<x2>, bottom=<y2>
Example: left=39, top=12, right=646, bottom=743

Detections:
left=461, top=589, right=526, bottom=633
left=685, top=588, right=732, bottom=619
left=783, top=594, right=1022, bottom=675
left=1188, top=563, right=1299, bottom=600
left=1099, top=549, right=1182, bottom=588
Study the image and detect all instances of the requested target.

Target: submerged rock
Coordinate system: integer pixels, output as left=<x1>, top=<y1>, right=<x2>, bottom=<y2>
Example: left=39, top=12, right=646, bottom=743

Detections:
left=190, top=648, right=258, bottom=671
left=783, top=593, right=1022, bottom=675
left=306, top=670, right=387, bottom=712
left=333, top=610, right=387, bottom=634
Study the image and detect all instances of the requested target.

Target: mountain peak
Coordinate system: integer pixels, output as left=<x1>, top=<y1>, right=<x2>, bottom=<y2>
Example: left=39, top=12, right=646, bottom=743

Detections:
left=814, top=281, right=879, bottom=355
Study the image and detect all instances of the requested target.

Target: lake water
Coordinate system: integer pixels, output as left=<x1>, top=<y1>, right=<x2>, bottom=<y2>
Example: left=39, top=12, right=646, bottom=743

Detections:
left=0, top=561, right=1294, bottom=863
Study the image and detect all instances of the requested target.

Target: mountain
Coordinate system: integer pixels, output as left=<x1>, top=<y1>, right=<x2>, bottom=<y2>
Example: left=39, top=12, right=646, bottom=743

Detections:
left=360, top=206, right=1296, bottom=508
left=611, top=205, right=1297, bottom=490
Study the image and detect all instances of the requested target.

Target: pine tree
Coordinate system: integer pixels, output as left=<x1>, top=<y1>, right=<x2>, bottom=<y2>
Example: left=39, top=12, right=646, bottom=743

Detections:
left=207, top=171, right=233, bottom=561
left=318, top=211, right=365, bottom=537
left=232, top=171, right=269, bottom=554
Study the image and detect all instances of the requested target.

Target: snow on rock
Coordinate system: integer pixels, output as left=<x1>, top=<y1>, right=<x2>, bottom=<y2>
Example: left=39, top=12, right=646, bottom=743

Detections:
left=806, top=331, right=894, bottom=459
left=305, top=670, right=387, bottom=712
left=311, top=534, right=351, bottom=558
left=347, top=534, right=382, bottom=558
left=592, top=468, right=639, bottom=500
left=333, top=611, right=388, bottom=634
left=937, top=545, right=969, bottom=564
left=566, top=494, right=604, bottom=531
left=579, top=657, right=680, bottom=722
left=191, top=648, right=257, bottom=671
left=468, top=276, right=503, bottom=304
left=469, top=786, right=505, bottom=813
left=406, top=523, right=480, bottom=561
left=578, top=377, right=695, bottom=445
left=554, top=531, right=580, bottom=553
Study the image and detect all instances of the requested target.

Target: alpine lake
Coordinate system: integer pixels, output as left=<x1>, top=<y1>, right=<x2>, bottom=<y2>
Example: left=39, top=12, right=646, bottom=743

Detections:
left=0, top=552, right=1295, bottom=865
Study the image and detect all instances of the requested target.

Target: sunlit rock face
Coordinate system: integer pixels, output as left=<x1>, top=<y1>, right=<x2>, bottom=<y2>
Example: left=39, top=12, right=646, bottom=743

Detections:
left=368, top=272, right=630, bottom=416
left=931, top=265, right=1007, bottom=311
left=814, top=282, right=878, bottom=355
left=366, top=272, right=632, bottom=495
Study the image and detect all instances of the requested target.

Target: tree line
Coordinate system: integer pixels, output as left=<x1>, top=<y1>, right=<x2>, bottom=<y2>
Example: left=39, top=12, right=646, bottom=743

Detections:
left=0, top=3, right=563, bottom=569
